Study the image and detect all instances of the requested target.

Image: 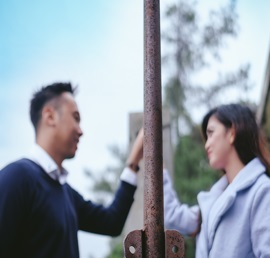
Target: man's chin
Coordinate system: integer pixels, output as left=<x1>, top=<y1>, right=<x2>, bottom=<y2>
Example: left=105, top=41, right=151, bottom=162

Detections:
left=65, top=153, right=76, bottom=160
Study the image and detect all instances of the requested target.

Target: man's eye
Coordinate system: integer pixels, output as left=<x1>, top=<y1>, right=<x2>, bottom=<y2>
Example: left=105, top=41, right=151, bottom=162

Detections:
left=74, top=115, right=80, bottom=122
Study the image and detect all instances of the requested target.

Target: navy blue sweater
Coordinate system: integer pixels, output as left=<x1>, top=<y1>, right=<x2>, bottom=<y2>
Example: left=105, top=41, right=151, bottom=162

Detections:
left=0, top=159, right=136, bottom=258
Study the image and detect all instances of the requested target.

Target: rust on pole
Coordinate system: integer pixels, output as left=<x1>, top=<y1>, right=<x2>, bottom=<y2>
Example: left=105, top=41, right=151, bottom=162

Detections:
left=143, top=0, right=164, bottom=256
left=124, top=0, right=185, bottom=257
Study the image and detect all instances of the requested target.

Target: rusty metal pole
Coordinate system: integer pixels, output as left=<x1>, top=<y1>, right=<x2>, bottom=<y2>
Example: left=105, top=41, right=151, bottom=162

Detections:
left=124, top=0, right=185, bottom=257
left=143, top=0, right=164, bottom=257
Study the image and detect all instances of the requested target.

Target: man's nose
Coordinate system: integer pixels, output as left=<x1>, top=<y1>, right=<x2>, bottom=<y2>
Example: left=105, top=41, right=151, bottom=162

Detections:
left=78, top=126, right=83, bottom=137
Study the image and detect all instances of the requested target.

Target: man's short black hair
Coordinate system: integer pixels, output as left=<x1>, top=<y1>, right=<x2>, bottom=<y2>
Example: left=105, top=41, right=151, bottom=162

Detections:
left=30, top=82, right=76, bottom=131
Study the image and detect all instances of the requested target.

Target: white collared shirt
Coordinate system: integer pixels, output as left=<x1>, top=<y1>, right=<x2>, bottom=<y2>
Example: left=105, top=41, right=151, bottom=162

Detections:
left=26, top=144, right=137, bottom=186
left=27, top=144, right=68, bottom=185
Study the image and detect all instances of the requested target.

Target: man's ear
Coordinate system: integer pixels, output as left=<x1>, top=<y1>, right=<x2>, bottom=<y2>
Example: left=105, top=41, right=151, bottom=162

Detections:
left=42, top=105, right=57, bottom=127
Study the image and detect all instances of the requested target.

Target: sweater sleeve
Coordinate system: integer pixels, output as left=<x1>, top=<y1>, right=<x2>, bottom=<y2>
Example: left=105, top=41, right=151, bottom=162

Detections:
left=251, top=179, right=270, bottom=257
left=0, top=161, right=32, bottom=256
left=73, top=181, right=136, bottom=236
left=163, top=169, right=200, bottom=235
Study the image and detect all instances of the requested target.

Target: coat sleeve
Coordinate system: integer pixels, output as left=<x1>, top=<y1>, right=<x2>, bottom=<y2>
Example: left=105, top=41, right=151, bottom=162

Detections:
left=250, top=179, right=270, bottom=257
left=163, top=169, right=200, bottom=235
left=74, top=181, right=136, bottom=236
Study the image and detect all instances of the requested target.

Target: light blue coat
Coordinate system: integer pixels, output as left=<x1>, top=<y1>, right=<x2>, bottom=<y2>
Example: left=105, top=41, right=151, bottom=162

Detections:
left=164, top=158, right=270, bottom=258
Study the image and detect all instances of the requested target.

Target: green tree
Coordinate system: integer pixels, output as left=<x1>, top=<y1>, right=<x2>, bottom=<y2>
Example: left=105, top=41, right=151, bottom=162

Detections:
left=105, top=242, right=123, bottom=258
left=173, top=126, right=220, bottom=205
left=162, top=0, right=252, bottom=139
left=85, top=145, right=127, bottom=205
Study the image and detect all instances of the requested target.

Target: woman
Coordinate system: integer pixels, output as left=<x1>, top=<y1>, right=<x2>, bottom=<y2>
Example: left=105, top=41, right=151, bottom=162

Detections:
left=164, top=104, right=270, bottom=257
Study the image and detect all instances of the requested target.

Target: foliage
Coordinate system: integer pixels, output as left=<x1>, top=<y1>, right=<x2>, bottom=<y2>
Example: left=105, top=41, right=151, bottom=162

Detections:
left=174, top=127, right=221, bottom=205
left=105, top=242, right=123, bottom=258
left=162, top=0, right=252, bottom=139
left=84, top=145, right=127, bottom=204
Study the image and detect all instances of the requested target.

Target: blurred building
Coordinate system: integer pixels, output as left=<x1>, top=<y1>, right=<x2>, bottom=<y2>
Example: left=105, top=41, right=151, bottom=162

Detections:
left=257, top=45, right=270, bottom=141
left=124, top=109, right=174, bottom=235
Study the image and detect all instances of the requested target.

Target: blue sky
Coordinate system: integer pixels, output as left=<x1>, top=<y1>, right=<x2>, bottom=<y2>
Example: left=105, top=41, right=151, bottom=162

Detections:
left=0, top=0, right=144, bottom=166
left=1, top=1, right=270, bottom=257
left=1, top=1, right=102, bottom=79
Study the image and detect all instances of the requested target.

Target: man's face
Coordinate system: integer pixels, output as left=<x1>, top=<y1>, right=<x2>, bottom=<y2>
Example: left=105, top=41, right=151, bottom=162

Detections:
left=52, top=92, right=83, bottom=161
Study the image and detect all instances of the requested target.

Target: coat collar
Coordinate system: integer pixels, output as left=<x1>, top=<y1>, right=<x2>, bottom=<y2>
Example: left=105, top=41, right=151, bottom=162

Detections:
left=197, top=158, right=266, bottom=255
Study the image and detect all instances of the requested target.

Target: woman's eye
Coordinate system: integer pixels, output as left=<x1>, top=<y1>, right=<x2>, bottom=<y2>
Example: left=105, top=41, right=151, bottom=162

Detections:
left=207, top=130, right=213, bottom=136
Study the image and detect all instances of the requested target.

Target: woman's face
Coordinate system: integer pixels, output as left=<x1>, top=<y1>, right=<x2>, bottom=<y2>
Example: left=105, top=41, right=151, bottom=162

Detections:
left=205, top=115, right=234, bottom=170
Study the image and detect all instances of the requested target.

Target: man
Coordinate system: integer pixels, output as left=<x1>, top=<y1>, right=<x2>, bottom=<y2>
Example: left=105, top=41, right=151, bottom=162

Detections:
left=0, top=82, right=142, bottom=258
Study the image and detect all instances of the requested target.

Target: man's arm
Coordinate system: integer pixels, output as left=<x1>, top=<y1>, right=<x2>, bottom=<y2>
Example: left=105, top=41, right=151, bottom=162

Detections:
left=77, top=129, right=144, bottom=235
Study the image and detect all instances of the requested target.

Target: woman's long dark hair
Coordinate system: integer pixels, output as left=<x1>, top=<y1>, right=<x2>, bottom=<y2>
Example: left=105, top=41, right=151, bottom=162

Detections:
left=201, top=104, right=270, bottom=175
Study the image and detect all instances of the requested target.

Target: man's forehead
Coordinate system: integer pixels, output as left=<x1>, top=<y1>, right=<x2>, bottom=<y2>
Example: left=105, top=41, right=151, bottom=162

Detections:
left=59, top=92, right=78, bottom=107
left=45, top=92, right=79, bottom=111
left=59, top=92, right=76, bottom=102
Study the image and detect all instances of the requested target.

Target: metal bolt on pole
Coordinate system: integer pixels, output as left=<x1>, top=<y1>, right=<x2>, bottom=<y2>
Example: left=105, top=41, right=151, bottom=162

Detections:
left=124, top=0, right=185, bottom=257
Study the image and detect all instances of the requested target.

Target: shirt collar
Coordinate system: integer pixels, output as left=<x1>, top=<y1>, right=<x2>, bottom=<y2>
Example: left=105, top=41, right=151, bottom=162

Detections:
left=27, top=143, right=68, bottom=184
